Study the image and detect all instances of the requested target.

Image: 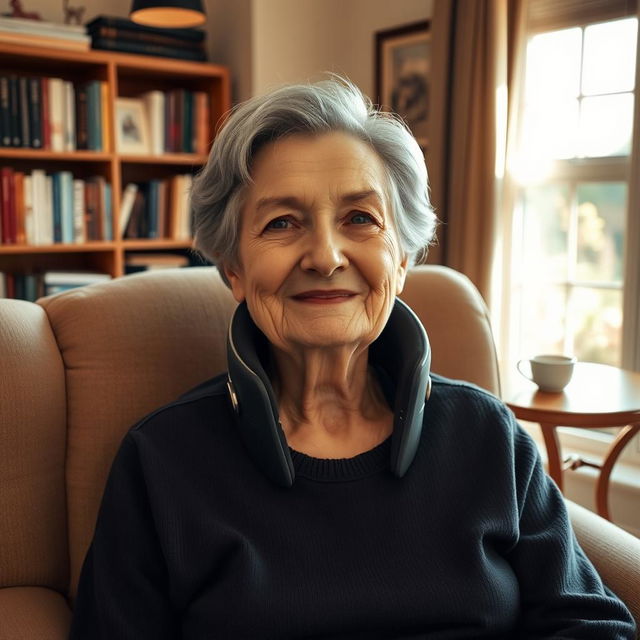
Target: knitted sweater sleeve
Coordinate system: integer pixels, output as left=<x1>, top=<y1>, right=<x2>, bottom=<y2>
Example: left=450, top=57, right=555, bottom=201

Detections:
left=68, top=433, right=179, bottom=640
left=504, top=407, right=636, bottom=639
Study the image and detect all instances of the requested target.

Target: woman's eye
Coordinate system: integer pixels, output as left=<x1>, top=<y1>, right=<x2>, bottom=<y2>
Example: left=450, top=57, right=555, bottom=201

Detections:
left=265, top=217, right=292, bottom=231
left=349, top=212, right=375, bottom=225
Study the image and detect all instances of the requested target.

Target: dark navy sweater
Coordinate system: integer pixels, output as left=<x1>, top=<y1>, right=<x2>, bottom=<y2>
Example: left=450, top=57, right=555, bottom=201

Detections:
left=69, top=374, right=636, bottom=639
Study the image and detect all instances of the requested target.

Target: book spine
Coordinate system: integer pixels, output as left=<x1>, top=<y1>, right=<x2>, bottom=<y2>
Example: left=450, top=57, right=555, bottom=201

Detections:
left=0, top=167, right=16, bottom=243
left=87, top=81, right=102, bottom=151
left=92, top=25, right=205, bottom=50
left=60, top=171, right=74, bottom=243
left=8, top=75, right=20, bottom=146
left=93, top=176, right=105, bottom=240
left=103, top=181, right=112, bottom=241
left=28, top=76, right=42, bottom=149
left=43, top=175, right=54, bottom=245
left=40, top=77, right=50, bottom=149
left=14, top=171, right=25, bottom=244
left=86, top=16, right=206, bottom=42
left=51, top=172, right=62, bottom=243
left=18, top=76, right=30, bottom=148
left=0, top=76, right=10, bottom=147
left=183, top=90, right=193, bottom=154
left=30, top=169, right=45, bottom=245
left=72, top=178, right=85, bottom=243
left=118, top=182, right=138, bottom=237
left=0, top=30, right=89, bottom=50
left=23, top=174, right=34, bottom=244
left=64, top=81, right=76, bottom=151
left=75, top=83, right=88, bottom=150
left=175, top=89, right=184, bottom=153
left=165, top=90, right=175, bottom=153
left=90, top=37, right=206, bottom=62
left=144, top=90, right=164, bottom=155
left=147, top=179, right=159, bottom=238
left=100, top=81, right=110, bottom=152
left=84, top=179, right=98, bottom=241
left=49, top=78, right=65, bottom=152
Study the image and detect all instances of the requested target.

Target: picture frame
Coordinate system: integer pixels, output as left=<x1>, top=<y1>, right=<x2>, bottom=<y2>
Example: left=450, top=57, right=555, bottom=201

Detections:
left=115, top=97, right=150, bottom=154
left=375, top=20, right=430, bottom=150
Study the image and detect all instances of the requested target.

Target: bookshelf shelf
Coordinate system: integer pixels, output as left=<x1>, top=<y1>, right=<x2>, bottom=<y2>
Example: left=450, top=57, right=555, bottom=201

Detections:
left=0, top=40, right=230, bottom=294
left=0, top=242, right=117, bottom=254
left=0, top=149, right=114, bottom=161
left=120, top=153, right=208, bottom=165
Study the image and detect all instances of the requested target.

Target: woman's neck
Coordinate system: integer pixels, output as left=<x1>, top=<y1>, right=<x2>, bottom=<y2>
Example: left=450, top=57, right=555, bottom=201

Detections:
left=270, top=345, right=393, bottom=457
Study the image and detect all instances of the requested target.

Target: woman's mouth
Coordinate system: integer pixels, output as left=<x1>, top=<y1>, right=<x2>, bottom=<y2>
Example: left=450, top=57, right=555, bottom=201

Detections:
left=292, top=290, right=357, bottom=304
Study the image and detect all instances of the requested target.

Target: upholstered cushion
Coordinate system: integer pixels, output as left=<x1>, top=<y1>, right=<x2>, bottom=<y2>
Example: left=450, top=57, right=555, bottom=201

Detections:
left=38, top=267, right=236, bottom=599
left=0, top=587, right=71, bottom=640
left=0, top=300, right=68, bottom=593
left=400, top=265, right=501, bottom=396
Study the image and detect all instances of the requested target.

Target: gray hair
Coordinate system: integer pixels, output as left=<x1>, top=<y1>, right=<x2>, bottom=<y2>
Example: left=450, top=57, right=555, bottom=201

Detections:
left=191, top=76, right=437, bottom=285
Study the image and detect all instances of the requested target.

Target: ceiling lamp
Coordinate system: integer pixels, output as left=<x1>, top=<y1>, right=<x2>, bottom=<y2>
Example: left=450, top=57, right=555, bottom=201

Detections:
left=130, top=0, right=206, bottom=28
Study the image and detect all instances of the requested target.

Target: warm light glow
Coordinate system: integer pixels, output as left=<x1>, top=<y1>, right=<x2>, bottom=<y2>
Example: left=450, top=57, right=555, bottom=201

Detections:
left=130, top=7, right=205, bottom=28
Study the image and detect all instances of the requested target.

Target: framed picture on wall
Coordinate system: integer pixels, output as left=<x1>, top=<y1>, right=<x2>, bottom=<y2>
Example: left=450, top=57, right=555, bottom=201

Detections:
left=115, top=97, right=150, bottom=154
left=375, top=20, right=430, bottom=150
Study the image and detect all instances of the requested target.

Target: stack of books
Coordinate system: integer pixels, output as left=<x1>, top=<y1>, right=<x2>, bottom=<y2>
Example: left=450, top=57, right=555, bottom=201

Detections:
left=0, top=75, right=109, bottom=151
left=0, top=270, right=111, bottom=300
left=0, top=17, right=90, bottom=51
left=86, top=15, right=206, bottom=62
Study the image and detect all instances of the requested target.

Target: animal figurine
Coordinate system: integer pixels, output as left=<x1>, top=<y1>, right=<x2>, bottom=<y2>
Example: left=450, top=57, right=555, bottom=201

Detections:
left=63, top=0, right=85, bottom=25
left=7, top=0, right=42, bottom=20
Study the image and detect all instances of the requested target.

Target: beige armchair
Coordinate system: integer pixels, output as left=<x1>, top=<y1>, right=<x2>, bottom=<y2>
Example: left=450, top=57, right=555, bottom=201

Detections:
left=0, top=265, right=638, bottom=639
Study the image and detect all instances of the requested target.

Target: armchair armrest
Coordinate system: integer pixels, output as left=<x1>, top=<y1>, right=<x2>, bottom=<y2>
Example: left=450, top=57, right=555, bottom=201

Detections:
left=566, top=499, right=640, bottom=631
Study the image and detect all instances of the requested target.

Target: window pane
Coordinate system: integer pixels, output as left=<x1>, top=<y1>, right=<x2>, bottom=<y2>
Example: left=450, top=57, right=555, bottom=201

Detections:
left=579, top=93, right=634, bottom=157
left=517, top=283, right=567, bottom=357
left=522, top=99, right=579, bottom=159
left=576, top=182, right=626, bottom=283
left=520, top=184, right=570, bottom=281
left=582, top=18, right=637, bottom=96
left=526, top=28, right=581, bottom=102
left=569, top=287, right=623, bottom=366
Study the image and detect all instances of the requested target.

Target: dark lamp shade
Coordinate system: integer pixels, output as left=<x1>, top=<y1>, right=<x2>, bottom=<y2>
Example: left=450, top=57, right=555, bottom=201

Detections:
left=130, top=0, right=206, bottom=28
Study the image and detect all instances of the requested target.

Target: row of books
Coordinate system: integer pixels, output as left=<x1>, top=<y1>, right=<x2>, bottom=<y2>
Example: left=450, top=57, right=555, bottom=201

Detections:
left=0, top=270, right=111, bottom=301
left=87, top=15, right=206, bottom=62
left=120, top=175, right=193, bottom=240
left=0, top=75, right=109, bottom=151
left=0, top=16, right=90, bottom=52
left=0, top=167, right=112, bottom=245
left=139, top=89, right=210, bottom=155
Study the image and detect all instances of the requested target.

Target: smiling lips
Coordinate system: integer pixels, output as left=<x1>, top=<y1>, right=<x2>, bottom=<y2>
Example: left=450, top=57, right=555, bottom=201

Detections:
left=292, top=290, right=357, bottom=304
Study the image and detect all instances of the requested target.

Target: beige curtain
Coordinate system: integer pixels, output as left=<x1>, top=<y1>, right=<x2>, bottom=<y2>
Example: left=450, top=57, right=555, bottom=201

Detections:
left=428, top=0, right=527, bottom=308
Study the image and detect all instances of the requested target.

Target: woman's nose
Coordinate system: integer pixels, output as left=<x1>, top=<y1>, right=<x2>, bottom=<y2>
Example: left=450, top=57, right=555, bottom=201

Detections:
left=299, top=225, right=348, bottom=277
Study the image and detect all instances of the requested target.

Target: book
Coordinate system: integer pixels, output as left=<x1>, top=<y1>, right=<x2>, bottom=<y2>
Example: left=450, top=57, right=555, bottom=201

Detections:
left=40, top=76, right=50, bottom=149
left=8, top=75, right=19, bottom=146
left=119, top=182, right=138, bottom=237
left=43, top=174, right=53, bottom=244
left=64, top=81, right=76, bottom=151
left=100, top=81, right=110, bottom=152
left=194, top=91, right=208, bottom=155
left=143, top=90, right=164, bottom=155
left=0, top=16, right=86, bottom=36
left=86, top=80, right=102, bottom=151
left=51, top=171, right=62, bottom=243
left=85, top=15, right=205, bottom=43
left=90, top=37, right=206, bottom=62
left=90, top=25, right=206, bottom=51
left=60, top=171, right=74, bottom=243
left=0, top=30, right=90, bottom=51
left=0, top=76, right=10, bottom=147
left=43, top=270, right=111, bottom=296
left=30, top=169, right=49, bottom=245
left=28, top=76, right=42, bottom=148
left=23, top=174, right=34, bottom=244
left=14, top=171, right=25, bottom=244
left=48, top=77, right=65, bottom=152
left=18, top=76, right=29, bottom=149
left=124, top=252, right=189, bottom=274
left=124, top=189, right=145, bottom=239
left=72, top=179, right=85, bottom=243
left=75, top=83, right=88, bottom=150
left=0, top=167, right=15, bottom=244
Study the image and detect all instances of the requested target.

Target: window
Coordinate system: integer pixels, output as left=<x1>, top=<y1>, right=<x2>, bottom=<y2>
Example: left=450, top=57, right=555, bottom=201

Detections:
left=508, top=16, right=637, bottom=368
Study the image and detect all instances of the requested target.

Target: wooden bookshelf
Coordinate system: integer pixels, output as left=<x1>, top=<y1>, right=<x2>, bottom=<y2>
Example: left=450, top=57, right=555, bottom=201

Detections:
left=0, top=41, right=230, bottom=282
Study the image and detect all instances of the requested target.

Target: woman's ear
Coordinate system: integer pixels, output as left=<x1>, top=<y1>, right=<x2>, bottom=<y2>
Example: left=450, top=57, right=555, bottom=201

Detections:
left=222, top=261, right=246, bottom=303
left=395, top=254, right=409, bottom=295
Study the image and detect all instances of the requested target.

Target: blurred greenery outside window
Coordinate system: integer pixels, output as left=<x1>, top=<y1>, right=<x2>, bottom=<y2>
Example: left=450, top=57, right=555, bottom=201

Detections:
left=510, top=15, right=637, bottom=368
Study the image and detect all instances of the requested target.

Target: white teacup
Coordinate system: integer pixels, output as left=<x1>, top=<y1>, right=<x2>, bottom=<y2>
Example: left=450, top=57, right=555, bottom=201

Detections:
left=517, top=354, right=577, bottom=392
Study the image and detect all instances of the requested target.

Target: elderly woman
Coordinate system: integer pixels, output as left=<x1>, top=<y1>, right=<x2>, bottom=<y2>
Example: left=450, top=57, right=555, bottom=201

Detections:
left=69, top=78, right=635, bottom=639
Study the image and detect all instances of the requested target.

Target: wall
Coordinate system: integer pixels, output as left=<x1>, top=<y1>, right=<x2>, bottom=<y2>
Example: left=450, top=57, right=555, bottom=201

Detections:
left=11, top=0, right=130, bottom=25
left=252, top=0, right=432, bottom=100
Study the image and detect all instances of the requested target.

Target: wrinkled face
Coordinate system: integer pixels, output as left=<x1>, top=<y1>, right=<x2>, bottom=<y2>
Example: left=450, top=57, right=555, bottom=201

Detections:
left=224, top=131, right=408, bottom=353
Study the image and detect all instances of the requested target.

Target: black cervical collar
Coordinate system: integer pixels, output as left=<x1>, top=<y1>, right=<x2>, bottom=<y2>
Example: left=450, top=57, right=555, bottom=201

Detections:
left=226, top=298, right=432, bottom=487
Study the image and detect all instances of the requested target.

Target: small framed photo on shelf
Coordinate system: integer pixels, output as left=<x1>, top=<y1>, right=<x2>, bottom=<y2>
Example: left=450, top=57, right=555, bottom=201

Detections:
left=375, top=20, right=430, bottom=151
left=115, top=98, right=150, bottom=154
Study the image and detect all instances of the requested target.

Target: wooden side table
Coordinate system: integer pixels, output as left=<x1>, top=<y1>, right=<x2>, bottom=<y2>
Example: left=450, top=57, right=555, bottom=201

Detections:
left=505, top=362, right=640, bottom=521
